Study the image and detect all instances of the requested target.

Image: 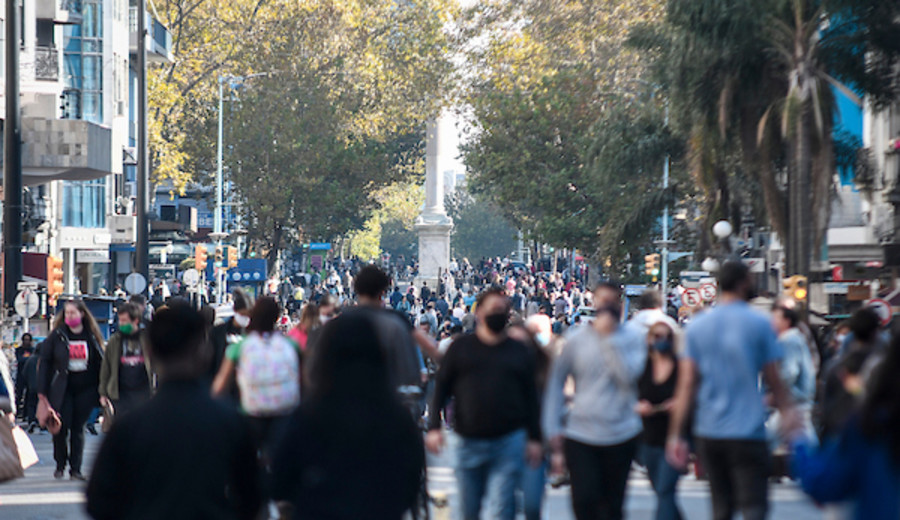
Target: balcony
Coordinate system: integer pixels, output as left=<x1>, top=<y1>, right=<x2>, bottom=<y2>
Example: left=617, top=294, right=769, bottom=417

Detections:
left=36, top=0, right=83, bottom=25
left=129, top=7, right=174, bottom=63
left=34, top=47, right=60, bottom=82
left=0, top=117, right=118, bottom=186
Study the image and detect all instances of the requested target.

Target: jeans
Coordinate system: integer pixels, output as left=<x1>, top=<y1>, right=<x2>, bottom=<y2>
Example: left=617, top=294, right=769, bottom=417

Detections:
left=455, top=429, right=527, bottom=520
left=637, top=443, right=683, bottom=520
left=564, top=436, right=638, bottom=520
left=54, top=390, right=97, bottom=473
left=519, top=457, right=547, bottom=520
left=696, top=438, right=770, bottom=520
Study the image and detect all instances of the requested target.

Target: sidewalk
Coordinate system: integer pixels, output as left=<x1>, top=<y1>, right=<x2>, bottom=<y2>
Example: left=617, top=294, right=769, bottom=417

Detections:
left=0, top=425, right=100, bottom=519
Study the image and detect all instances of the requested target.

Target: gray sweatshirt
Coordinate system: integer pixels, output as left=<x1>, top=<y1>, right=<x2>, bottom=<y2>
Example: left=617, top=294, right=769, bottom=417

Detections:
left=542, top=323, right=646, bottom=446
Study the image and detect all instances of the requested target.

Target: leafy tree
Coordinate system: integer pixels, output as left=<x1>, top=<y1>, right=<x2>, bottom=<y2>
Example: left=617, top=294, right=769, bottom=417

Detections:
left=445, top=189, right=519, bottom=263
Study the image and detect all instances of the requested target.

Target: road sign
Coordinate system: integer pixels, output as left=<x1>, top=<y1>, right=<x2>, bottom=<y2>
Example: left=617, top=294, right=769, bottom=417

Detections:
left=14, top=290, right=39, bottom=318
left=182, top=268, right=200, bottom=287
left=16, top=281, right=38, bottom=291
left=743, top=257, right=765, bottom=273
left=124, top=272, right=147, bottom=295
left=683, top=288, right=702, bottom=308
left=867, top=299, right=893, bottom=326
left=700, top=283, right=717, bottom=302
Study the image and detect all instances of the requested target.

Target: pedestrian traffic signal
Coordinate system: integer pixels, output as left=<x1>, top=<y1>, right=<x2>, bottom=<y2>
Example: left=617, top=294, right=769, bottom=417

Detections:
left=194, top=245, right=208, bottom=271
left=227, top=246, right=238, bottom=269
left=645, top=253, right=660, bottom=276
left=783, top=275, right=808, bottom=302
left=46, top=255, right=64, bottom=305
left=215, top=246, right=224, bottom=266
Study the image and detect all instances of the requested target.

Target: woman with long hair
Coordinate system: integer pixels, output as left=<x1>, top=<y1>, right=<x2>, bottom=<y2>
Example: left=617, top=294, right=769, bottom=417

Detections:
left=37, top=300, right=106, bottom=480
left=212, top=296, right=301, bottom=453
left=288, top=303, right=320, bottom=352
left=793, top=329, right=900, bottom=519
left=272, top=313, right=424, bottom=520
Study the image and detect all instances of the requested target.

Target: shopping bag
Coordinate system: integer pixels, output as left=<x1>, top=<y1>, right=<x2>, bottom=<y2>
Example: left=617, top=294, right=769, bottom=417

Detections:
left=0, top=416, right=24, bottom=482
left=12, top=425, right=38, bottom=470
left=101, top=401, right=115, bottom=434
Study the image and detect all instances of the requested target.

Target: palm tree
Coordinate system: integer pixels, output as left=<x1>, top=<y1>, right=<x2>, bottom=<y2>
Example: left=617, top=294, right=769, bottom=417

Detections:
left=757, top=0, right=861, bottom=277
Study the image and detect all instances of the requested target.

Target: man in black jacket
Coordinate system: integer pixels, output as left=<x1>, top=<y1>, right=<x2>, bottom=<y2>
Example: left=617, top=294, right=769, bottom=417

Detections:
left=87, top=302, right=261, bottom=520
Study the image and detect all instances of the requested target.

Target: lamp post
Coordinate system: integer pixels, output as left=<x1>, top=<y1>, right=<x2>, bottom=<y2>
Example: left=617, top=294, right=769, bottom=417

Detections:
left=215, top=73, right=272, bottom=303
left=701, top=220, right=734, bottom=273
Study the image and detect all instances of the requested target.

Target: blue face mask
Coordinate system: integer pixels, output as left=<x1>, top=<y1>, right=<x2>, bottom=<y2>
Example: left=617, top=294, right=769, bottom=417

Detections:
left=652, top=339, right=673, bottom=353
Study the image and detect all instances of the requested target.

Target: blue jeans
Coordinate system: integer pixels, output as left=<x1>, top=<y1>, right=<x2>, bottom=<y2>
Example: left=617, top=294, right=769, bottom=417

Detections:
left=520, top=457, right=547, bottom=520
left=456, top=429, right=526, bottom=520
left=638, top=444, right=683, bottom=520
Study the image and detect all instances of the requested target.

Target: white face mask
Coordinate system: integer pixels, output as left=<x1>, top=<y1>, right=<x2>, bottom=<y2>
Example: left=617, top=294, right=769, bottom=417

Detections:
left=233, top=314, right=250, bottom=328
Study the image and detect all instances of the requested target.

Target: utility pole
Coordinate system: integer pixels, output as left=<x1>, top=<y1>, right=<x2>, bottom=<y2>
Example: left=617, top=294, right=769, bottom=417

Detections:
left=660, top=103, right=670, bottom=298
left=135, top=0, right=150, bottom=290
left=4, top=0, right=23, bottom=308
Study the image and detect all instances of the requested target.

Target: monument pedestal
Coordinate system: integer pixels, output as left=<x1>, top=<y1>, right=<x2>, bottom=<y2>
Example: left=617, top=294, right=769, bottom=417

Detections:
left=415, top=215, right=452, bottom=291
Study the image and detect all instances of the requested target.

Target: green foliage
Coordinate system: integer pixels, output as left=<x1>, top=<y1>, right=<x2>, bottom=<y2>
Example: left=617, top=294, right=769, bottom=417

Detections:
left=445, top=190, right=519, bottom=263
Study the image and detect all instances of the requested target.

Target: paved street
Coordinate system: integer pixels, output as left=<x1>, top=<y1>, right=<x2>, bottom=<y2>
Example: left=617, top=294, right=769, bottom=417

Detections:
left=1, top=428, right=824, bottom=519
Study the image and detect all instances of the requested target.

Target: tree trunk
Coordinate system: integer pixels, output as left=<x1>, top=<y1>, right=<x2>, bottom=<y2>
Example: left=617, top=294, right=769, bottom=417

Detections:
left=797, top=108, right=813, bottom=281
left=267, top=224, right=283, bottom=277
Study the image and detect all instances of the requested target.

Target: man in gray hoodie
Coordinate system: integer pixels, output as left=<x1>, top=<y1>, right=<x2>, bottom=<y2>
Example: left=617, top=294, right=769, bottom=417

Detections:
left=543, top=281, right=646, bottom=520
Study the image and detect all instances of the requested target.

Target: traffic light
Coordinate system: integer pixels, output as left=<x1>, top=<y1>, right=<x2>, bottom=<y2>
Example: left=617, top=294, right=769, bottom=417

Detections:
left=215, top=246, right=224, bottom=266
left=783, top=275, right=808, bottom=303
left=194, top=245, right=208, bottom=271
left=644, top=253, right=660, bottom=277
left=227, top=246, right=238, bottom=269
left=46, top=255, right=64, bottom=305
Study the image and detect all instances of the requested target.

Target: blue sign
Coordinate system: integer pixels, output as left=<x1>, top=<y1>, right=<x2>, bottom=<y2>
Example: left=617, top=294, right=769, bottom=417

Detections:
left=227, top=259, right=267, bottom=285
left=308, top=242, right=331, bottom=251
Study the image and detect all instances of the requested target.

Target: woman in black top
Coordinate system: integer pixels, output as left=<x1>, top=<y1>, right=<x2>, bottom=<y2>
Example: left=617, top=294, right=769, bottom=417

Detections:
left=271, top=313, right=424, bottom=520
left=37, top=300, right=106, bottom=480
left=636, top=319, right=683, bottom=520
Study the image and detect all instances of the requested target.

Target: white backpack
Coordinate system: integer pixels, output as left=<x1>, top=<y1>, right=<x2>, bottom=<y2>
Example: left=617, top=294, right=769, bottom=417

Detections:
left=236, top=332, right=300, bottom=416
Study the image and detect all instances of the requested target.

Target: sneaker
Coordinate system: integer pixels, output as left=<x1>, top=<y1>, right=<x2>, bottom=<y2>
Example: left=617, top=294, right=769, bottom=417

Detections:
left=86, top=424, right=98, bottom=436
left=70, top=472, right=87, bottom=481
left=54, top=469, right=65, bottom=479
left=27, top=421, right=37, bottom=434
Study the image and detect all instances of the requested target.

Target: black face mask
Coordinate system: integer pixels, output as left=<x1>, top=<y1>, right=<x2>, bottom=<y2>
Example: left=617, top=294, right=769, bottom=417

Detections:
left=484, top=312, right=508, bottom=333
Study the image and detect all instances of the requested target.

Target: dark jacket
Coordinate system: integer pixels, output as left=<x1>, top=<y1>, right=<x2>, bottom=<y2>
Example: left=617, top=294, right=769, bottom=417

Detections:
left=37, top=327, right=104, bottom=411
left=86, top=379, right=261, bottom=520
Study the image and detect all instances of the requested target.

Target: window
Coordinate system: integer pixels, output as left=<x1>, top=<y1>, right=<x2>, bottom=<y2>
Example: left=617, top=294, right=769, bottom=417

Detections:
left=37, top=20, right=55, bottom=47
left=63, top=0, right=103, bottom=123
left=63, top=178, right=107, bottom=228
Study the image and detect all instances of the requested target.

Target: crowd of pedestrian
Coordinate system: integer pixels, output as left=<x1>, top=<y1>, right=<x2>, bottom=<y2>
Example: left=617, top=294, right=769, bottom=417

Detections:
left=1, top=259, right=898, bottom=520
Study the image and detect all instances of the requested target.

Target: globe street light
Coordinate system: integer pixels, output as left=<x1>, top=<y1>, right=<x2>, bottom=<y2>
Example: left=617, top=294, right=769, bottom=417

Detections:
left=701, top=257, right=720, bottom=273
left=713, top=220, right=733, bottom=240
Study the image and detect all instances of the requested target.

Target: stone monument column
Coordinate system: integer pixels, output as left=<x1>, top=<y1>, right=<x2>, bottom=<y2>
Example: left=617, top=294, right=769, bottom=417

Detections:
left=416, top=118, right=453, bottom=292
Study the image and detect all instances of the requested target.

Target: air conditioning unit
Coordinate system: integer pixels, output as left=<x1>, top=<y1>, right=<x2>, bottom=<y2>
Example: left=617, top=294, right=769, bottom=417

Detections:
left=110, top=215, right=136, bottom=244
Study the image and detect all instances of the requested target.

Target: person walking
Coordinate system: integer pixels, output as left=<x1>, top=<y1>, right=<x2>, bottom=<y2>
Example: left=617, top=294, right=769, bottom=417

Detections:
left=791, top=330, right=900, bottom=520
left=426, top=287, right=543, bottom=520
left=212, top=297, right=302, bottom=455
left=272, top=313, right=425, bottom=520
left=37, top=300, right=106, bottom=480
left=86, top=302, right=261, bottom=520
left=288, top=303, right=320, bottom=352
left=14, top=333, right=35, bottom=420
left=637, top=318, right=684, bottom=520
left=666, top=262, right=797, bottom=520
left=99, top=303, right=154, bottom=419
left=543, top=282, right=646, bottom=520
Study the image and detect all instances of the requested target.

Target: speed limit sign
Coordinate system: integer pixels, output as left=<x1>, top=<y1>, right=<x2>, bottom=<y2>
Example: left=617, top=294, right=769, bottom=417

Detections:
left=683, top=288, right=702, bottom=308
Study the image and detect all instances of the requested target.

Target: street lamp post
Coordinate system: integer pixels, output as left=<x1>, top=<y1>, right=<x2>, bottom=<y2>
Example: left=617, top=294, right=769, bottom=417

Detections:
left=214, top=73, right=271, bottom=303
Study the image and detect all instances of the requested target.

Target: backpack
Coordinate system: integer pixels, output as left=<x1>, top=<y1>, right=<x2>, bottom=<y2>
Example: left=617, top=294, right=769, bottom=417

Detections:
left=235, top=332, right=300, bottom=417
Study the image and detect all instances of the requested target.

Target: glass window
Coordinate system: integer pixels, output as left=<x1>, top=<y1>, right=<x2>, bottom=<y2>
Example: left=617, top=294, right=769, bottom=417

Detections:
left=63, top=178, right=107, bottom=228
left=62, top=0, right=103, bottom=122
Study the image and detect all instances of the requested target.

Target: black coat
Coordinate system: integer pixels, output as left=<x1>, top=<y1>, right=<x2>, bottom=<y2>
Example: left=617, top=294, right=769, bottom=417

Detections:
left=37, top=328, right=104, bottom=411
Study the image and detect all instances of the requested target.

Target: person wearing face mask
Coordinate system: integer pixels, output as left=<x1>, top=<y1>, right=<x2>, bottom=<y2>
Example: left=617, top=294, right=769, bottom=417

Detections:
left=99, top=303, right=154, bottom=420
left=37, top=300, right=106, bottom=480
left=543, top=282, right=647, bottom=520
left=636, top=320, right=684, bottom=520
left=209, top=288, right=253, bottom=387
left=426, top=287, right=543, bottom=520
left=318, top=293, right=338, bottom=324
